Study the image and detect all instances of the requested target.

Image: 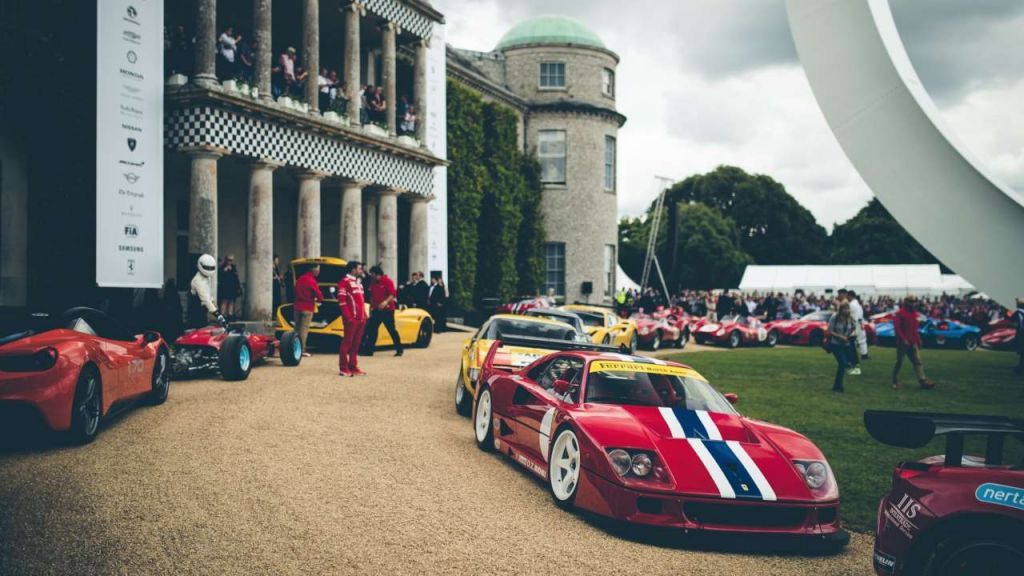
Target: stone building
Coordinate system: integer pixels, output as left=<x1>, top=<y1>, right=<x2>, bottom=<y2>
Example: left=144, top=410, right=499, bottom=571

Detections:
left=448, top=15, right=625, bottom=304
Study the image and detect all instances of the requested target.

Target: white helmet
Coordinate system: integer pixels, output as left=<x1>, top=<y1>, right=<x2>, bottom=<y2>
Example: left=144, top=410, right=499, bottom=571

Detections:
left=198, top=254, right=217, bottom=278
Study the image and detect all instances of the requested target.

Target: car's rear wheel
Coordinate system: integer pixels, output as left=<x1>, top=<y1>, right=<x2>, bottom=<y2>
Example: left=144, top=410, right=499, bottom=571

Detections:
left=962, top=334, right=978, bottom=352
left=148, top=347, right=171, bottom=405
left=455, top=371, right=472, bottom=417
left=650, top=332, right=661, bottom=351
left=69, top=367, right=101, bottom=445
left=766, top=330, right=779, bottom=348
left=474, top=387, right=495, bottom=452
left=415, top=320, right=433, bottom=348
left=219, top=335, right=252, bottom=381
left=279, top=331, right=302, bottom=366
left=629, top=333, right=638, bottom=353
left=694, top=334, right=706, bottom=345
left=729, top=331, right=741, bottom=349
left=922, top=526, right=1024, bottom=576
left=809, top=330, right=824, bottom=347
left=548, top=427, right=581, bottom=510
left=677, top=330, right=689, bottom=349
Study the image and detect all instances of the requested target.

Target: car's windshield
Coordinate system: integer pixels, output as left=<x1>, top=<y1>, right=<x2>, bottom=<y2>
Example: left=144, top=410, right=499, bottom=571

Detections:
left=584, top=362, right=736, bottom=413
left=801, top=311, right=832, bottom=322
left=527, top=311, right=583, bottom=332
left=486, top=318, right=575, bottom=341
left=575, top=312, right=605, bottom=327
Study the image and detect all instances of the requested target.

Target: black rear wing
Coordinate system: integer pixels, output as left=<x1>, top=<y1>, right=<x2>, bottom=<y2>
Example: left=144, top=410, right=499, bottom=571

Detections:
left=864, top=410, right=1024, bottom=467
left=492, top=334, right=621, bottom=354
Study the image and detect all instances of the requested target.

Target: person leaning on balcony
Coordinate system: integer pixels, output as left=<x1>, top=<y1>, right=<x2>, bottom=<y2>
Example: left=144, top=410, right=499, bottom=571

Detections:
left=293, top=264, right=324, bottom=357
left=892, top=296, right=936, bottom=390
left=359, top=85, right=371, bottom=125
left=217, top=26, right=240, bottom=79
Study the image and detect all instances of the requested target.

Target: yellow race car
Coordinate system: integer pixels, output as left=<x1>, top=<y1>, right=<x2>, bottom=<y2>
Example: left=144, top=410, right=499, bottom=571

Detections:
left=455, top=314, right=587, bottom=416
left=275, top=257, right=434, bottom=349
left=560, top=304, right=638, bottom=353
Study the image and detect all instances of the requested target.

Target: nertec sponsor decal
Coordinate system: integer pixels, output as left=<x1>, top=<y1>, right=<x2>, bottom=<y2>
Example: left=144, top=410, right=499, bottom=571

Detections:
left=976, top=483, right=1024, bottom=511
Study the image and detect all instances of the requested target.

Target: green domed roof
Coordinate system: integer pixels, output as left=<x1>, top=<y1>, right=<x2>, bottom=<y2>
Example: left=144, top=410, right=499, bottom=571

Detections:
left=496, top=16, right=605, bottom=51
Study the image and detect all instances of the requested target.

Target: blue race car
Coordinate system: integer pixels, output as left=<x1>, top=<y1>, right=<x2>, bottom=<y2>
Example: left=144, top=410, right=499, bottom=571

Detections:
left=875, top=314, right=981, bottom=351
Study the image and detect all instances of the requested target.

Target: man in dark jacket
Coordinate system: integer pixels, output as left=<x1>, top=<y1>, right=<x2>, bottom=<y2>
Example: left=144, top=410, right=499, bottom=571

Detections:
left=428, top=273, right=448, bottom=332
left=411, top=272, right=429, bottom=309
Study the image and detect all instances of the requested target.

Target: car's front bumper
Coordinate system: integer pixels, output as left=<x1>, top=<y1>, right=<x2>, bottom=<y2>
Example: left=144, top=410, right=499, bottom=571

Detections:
left=0, top=361, right=79, bottom=431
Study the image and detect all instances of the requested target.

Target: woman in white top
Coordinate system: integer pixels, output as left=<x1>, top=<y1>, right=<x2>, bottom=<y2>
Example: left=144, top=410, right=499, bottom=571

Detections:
left=217, top=27, right=240, bottom=78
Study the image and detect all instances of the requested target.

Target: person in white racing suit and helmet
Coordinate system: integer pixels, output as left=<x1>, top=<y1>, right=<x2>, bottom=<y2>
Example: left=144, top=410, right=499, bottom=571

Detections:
left=189, top=254, right=228, bottom=329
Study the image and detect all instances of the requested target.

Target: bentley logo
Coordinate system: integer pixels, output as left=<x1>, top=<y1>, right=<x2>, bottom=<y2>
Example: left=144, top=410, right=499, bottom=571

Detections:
left=127, top=138, right=137, bottom=151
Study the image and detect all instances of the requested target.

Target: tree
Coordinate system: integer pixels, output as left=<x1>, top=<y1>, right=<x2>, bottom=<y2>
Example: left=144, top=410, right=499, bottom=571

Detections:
left=515, top=154, right=545, bottom=296
left=830, top=198, right=943, bottom=265
left=446, top=80, right=487, bottom=310
left=476, top=102, right=523, bottom=302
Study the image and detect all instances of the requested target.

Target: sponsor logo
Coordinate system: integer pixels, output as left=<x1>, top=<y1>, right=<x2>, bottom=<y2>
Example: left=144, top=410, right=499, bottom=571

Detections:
left=590, top=360, right=695, bottom=377
left=118, top=245, right=144, bottom=253
left=123, top=172, right=140, bottom=184
left=119, top=104, right=143, bottom=117
left=118, top=188, right=144, bottom=199
left=127, top=137, right=137, bottom=151
left=124, top=5, right=140, bottom=25
left=126, top=50, right=138, bottom=64
left=119, top=68, right=144, bottom=81
left=122, top=29, right=141, bottom=44
left=124, top=224, right=139, bottom=238
left=119, top=159, right=145, bottom=167
left=515, top=453, right=547, bottom=479
left=127, top=259, right=136, bottom=275
left=122, top=123, right=142, bottom=133
left=873, top=550, right=896, bottom=574
left=976, top=483, right=1024, bottom=511
left=883, top=494, right=921, bottom=540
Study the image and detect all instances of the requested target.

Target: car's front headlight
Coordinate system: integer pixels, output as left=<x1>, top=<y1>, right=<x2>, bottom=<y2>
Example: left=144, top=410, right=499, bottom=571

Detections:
left=606, top=448, right=658, bottom=479
left=793, top=459, right=837, bottom=499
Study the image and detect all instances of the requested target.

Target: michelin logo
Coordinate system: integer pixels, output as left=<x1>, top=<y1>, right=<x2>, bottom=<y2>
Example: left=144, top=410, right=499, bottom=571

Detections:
left=976, top=483, right=1024, bottom=511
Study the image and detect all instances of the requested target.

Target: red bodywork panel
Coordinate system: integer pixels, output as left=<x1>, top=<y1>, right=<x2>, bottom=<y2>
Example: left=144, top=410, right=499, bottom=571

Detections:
left=694, top=317, right=769, bottom=346
left=0, top=328, right=165, bottom=431
left=175, top=326, right=276, bottom=362
left=767, top=319, right=877, bottom=346
left=630, top=314, right=682, bottom=346
left=981, top=319, right=1017, bottom=350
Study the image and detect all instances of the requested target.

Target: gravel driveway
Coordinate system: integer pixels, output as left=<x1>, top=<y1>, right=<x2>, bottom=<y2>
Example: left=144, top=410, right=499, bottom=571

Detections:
left=0, top=331, right=873, bottom=575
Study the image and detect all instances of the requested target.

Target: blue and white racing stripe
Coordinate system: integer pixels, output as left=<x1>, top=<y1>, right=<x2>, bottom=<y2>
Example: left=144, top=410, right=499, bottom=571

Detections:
left=659, top=407, right=723, bottom=440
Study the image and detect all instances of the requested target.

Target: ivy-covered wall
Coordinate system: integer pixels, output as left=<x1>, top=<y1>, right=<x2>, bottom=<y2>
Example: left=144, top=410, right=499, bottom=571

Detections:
left=446, top=79, right=544, bottom=310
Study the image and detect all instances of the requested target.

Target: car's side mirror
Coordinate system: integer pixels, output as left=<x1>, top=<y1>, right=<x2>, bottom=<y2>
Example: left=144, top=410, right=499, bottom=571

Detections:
left=724, top=392, right=740, bottom=405
left=553, top=379, right=572, bottom=397
left=142, top=331, right=161, bottom=344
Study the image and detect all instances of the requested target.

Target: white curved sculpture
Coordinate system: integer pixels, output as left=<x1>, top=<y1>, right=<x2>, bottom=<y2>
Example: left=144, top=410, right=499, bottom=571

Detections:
left=786, top=0, right=1024, bottom=307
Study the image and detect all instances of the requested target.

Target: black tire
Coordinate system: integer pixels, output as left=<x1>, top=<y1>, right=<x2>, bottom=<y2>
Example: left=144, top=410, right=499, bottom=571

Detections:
left=694, top=334, right=706, bottom=345
left=548, top=426, right=581, bottom=510
left=455, top=370, right=472, bottom=416
left=728, top=331, right=741, bottom=349
left=921, top=524, right=1024, bottom=576
left=473, top=386, right=495, bottom=452
left=808, top=330, right=824, bottom=347
left=69, top=366, right=102, bottom=445
left=766, top=330, right=779, bottom=348
left=650, top=332, right=662, bottom=351
left=415, top=319, right=433, bottom=348
left=219, top=334, right=252, bottom=381
left=279, top=331, right=302, bottom=366
left=148, top=347, right=171, bottom=405
left=629, top=333, right=638, bottom=354
left=677, top=330, right=689, bottom=349
left=962, top=334, right=978, bottom=352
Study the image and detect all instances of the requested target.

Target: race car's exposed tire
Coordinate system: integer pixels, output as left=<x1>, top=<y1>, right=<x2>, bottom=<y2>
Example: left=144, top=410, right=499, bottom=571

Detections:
left=766, top=330, right=779, bottom=348
left=694, top=335, right=706, bottom=345
left=961, top=334, right=978, bottom=351
left=455, top=371, right=472, bottom=417
left=650, top=332, right=662, bottom=351
left=148, top=347, right=171, bottom=405
left=415, top=320, right=433, bottom=348
left=728, top=331, right=741, bottom=349
left=219, top=335, right=252, bottom=381
left=548, top=426, right=581, bottom=510
left=809, top=330, right=824, bottom=347
left=677, top=330, right=689, bottom=349
left=920, top=523, right=1024, bottom=576
left=629, top=333, right=638, bottom=354
left=474, top=387, right=495, bottom=452
left=69, top=366, right=102, bottom=445
left=279, top=331, right=302, bottom=366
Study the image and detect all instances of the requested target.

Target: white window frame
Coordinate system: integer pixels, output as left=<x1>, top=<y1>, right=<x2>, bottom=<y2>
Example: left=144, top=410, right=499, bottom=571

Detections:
left=538, top=130, right=567, bottom=185
left=544, top=242, right=566, bottom=297
left=539, top=62, right=566, bottom=89
left=602, top=68, right=615, bottom=97
left=603, top=136, right=616, bottom=192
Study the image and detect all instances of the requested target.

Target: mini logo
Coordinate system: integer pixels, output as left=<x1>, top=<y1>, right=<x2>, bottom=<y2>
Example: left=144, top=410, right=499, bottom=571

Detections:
left=127, top=6, right=138, bottom=19
left=124, top=172, right=140, bottom=184
left=126, top=50, right=138, bottom=64
left=125, top=224, right=139, bottom=238
left=127, top=137, right=137, bottom=151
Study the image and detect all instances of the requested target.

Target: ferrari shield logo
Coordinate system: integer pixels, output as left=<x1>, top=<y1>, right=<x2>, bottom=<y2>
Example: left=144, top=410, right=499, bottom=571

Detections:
left=127, top=137, right=137, bottom=151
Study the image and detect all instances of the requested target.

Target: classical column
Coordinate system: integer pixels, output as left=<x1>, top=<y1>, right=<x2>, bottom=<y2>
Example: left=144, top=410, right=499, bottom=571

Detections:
left=297, top=172, right=326, bottom=258
left=194, top=0, right=218, bottom=87
left=245, top=160, right=280, bottom=321
left=303, top=0, right=320, bottom=111
left=377, top=189, right=399, bottom=278
left=254, top=0, right=272, bottom=100
left=407, top=195, right=431, bottom=278
left=186, top=147, right=224, bottom=294
left=364, top=194, right=378, bottom=265
left=340, top=181, right=367, bottom=261
left=413, top=39, right=428, bottom=142
left=343, top=2, right=363, bottom=120
left=381, top=22, right=398, bottom=135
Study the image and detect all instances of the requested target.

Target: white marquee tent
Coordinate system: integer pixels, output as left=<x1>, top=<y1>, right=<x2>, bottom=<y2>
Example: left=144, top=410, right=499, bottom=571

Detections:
left=616, top=264, right=641, bottom=292
left=738, top=265, right=975, bottom=296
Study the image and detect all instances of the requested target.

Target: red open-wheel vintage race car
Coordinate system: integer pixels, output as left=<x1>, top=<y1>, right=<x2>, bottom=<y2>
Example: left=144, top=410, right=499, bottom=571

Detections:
left=172, top=323, right=302, bottom=381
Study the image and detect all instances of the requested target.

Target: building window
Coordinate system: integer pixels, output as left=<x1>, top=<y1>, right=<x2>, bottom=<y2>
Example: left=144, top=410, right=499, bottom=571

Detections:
left=544, top=242, right=566, bottom=297
left=538, top=130, right=567, bottom=184
left=604, top=244, right=615, bottom=299
left=604, top=136, right=616, bottom=191
left=602, top=68, right=615, bottom=97
left=539, top=62, right=566, bottom=89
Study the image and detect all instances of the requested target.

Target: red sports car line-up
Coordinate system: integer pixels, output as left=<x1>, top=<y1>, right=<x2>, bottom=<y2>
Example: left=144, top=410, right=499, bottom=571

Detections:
left=630, top=312, right=685, bottom=350
left=470, top=336, right=847, bottom=545
left=767, top=310, right=878, bottom=347
left=0, top=307, right=171, bottom=444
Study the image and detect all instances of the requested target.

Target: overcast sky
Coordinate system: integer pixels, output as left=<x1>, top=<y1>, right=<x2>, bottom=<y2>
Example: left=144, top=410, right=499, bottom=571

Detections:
left=433, top=0, right=1024, bottom=229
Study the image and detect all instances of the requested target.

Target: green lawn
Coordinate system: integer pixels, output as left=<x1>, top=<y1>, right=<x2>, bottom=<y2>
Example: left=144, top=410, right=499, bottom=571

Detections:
left=662, top=345, right=1024, bottom=532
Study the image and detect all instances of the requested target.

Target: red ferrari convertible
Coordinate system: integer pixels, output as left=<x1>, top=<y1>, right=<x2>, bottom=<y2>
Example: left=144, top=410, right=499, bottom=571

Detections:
left=766, top=311, right=877, bottom=347
left=981, top=318, right=1017, bottom=351
left=694, top=315, right=777, bottom=348
left=0, top=307, right=171, bottom=444
left=471, top=337, right=846, bottom=544
left=630, top=312, right=684, bottom=350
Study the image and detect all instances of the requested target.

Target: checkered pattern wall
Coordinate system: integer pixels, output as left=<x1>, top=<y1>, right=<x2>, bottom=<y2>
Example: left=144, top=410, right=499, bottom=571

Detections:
left=165, top=106, right=435, bottom=195
left=364, top=0, right=434, bottom=39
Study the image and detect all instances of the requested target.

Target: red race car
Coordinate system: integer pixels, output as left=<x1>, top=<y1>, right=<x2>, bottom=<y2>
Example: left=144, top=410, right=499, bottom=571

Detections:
left=766, top=311, right=878, bottom=347
left=865, top=411, right=1024, bottom=575
left=496, top=296, right=555, bottom=315
left=0, top=307, right=171, bottom=444
left=694, top=315, right=777, bottom=348
left=981, top=318, right=1017, bottom=351
left=630, top=312, right=685, bottom=351
left=471, top=337, right=847, bottom=545
left=172, top=323, right=302, bottom=381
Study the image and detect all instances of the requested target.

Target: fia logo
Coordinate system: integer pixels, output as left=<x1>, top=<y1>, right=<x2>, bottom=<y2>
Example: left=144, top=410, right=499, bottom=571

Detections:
left=127, top=138, right=137, bottom=151
left=895, top=494, right=921, bottom=519
left=124, top=224, right=139, bottom=238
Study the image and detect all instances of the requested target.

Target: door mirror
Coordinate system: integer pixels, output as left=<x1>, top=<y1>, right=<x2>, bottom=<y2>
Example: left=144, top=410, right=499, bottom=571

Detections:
left=553, top=379, right=572, bottom=397
left=724, top=392, right=739, bottom=405
left=142, top=331, right=161, bottom=344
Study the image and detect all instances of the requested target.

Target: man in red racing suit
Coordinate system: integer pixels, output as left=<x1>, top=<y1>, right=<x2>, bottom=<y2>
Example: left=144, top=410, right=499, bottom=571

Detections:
left=337, top=261, right=367, bottom=377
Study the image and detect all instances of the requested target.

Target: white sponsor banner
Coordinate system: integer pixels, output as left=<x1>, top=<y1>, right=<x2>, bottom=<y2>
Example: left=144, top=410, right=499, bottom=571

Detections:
left=426, top=22, right=448, bottom=281
left=96, top=0, right=164, bottom=288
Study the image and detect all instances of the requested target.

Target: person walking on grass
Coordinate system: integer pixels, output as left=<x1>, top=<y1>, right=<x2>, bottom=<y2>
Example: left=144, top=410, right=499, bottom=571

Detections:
left=893, top=296, right=936, bottom=390
left=293, top=264, right=323, bottom=357
left=848, top=289, right=870, bottom=360
left=365, top=265, right=403, bottom=357
left=827, top=301, right=857, bottom=393
left=337, top=261, right=367, bottom=377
